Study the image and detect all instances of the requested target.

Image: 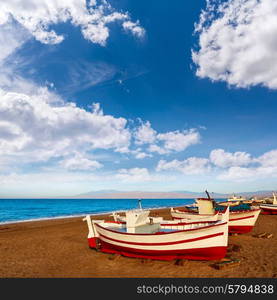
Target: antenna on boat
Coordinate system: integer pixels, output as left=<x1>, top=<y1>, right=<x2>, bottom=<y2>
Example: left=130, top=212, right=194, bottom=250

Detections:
left=205, top=190, right=216, bottom=208
left=205, top=190, right=211, bottom=199
left=138, top=199, right=142, bottom=210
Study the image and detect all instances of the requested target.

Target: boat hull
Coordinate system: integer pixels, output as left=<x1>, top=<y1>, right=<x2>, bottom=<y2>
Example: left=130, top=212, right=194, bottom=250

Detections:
left=90, top=221, right=228, bottom=261
left=171, top=208, right=261, bottom=234
left=92, top=239, right=227, bottom=260
left=260, top=205, right=277, bottom=215
left=228, top=209, right=261, bottom=233
left=220, top=201, right=241, bottom=206
left=228, top=225, right=253, bottom=234
left=171, top=209, right=219, bottom=222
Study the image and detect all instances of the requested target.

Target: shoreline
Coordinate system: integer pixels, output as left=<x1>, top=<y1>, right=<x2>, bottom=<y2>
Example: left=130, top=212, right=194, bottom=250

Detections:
left=0, top=204, right=188, bottom=226
left=0, top=198, right=229, bottom=226
left=0, top=207, right=276, bottom=278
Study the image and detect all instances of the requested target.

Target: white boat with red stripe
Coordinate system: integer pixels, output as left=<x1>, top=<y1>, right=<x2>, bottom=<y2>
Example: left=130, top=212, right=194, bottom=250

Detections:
left=260, top=193, right=277, bottom=215
left=83, top=207, right=229, bottom=261
left=170, top=192, right=261, bottom=234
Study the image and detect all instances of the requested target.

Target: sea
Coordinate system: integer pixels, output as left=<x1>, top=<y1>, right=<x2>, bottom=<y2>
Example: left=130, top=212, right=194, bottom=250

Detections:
left=0, top=198, right=210, bottom=224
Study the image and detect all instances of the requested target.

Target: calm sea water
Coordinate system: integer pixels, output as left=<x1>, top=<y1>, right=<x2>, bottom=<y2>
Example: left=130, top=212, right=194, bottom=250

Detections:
left=0, top=198, right=204, bottom=224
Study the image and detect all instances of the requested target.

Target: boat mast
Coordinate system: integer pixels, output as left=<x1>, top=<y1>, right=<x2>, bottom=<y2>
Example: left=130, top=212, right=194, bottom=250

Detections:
left=138, top=199, right=142, bottom=210
left=205, top=190, right=211, bottom=199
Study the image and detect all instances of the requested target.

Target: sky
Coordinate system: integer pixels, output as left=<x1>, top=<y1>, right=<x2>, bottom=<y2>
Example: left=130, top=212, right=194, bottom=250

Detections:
left=0, top=0, right=277, bottom=197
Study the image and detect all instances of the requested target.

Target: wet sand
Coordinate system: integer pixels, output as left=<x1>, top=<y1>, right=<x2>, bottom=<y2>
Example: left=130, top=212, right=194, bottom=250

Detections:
left=0, top=207, right=276, bottom=278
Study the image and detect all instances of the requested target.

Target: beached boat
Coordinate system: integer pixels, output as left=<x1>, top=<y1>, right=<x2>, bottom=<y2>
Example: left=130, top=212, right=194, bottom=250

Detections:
left=170, top=194, right=261, bottom=234
left=260, top=193, right=277, bottom=215
left=219, top=194, right=253, bottom=206
left=83, top=207, right=229, bottom=261
left=228, top=194, right=246, bottom=202
left=218, top=200, right=241, bottom=206
left=170, top=207, right=220, bottom=222
left=249, top=196, right=264, bottom=204
left=112, top=210, right=221, bottom=229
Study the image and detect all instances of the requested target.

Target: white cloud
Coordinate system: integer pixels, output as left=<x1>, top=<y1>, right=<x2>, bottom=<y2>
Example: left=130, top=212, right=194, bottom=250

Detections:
left=0, top=0, right=145, bottom=46
left=59, top=59, right=117, bottom=94
left=0, top=88, right=131, bottom=167
left=218, top=165, right=277, bottom=182
left=59, top=153, right=103, bottom=171
left=148, top=144, right=170, bottom=155
left=210, top=148, right=252, bottom=168
left=156, top=157, right=210, bottom=175
left=193, top=0, right=277, bottom=89
left=157, top=129, right=200, bottom=152
left=134, top=121, right=157, bottom=145
left=0, top=20, right=30, bottom=62
left=134, top=121, right=201, bottom=156
left=217, top=149, right=277, bottom=181
left=257, top=149, right=277, bottom=167
left=122, top=20, right=145, bottom=38
left=134, top=151, right=152, bottom=159
left=0, top=20, right=34, bottom=94
left=115, top=167, right=153, bottom=182
left=155, top=148, right=277, bottom=180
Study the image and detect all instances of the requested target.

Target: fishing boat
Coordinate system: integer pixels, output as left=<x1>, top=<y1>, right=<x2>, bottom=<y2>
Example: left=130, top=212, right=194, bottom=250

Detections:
left=219, top=194, right=253, bottom=206
left=112, top=209, right=222, bottom=229
left=170, top=197, right=220, bottom=222
left=228, top=194, right=246, bottom=202
left=260, top=193, right=277, bottom=215
left=83, top=207, right=229, bottom=261
left=170, top=192, right=261, bottom=234
left=249, top=196, right=264, bottom=204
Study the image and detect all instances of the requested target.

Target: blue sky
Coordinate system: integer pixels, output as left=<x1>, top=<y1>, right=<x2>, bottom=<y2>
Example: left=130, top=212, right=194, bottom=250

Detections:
left=0, top=0, right=277, bottom=197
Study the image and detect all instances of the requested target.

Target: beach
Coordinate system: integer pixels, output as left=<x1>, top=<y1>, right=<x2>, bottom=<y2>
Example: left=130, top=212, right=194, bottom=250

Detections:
left=0, top=207, right=276, bottom=278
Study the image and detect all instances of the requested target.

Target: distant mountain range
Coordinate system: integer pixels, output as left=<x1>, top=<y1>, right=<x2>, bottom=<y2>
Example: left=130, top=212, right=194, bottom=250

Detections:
left=74, top=189, right=276, bottom=199
left=1, top=189, right=275, bottom=199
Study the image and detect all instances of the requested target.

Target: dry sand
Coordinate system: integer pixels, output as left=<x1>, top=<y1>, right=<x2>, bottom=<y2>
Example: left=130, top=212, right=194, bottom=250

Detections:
left=0, top=207, right=276, bottom=278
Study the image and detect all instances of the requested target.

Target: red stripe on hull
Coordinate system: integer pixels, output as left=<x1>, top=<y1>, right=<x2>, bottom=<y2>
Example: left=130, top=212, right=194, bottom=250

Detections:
left=93, top=239, right=227, bottom=261
left=261, top=208, right=277, bottom=215
left=228, top=225, right=253, bottom=234
left=229, top=215, right=254, bottom=222
left=172, top=217, right=186, bottom=220
left=98, top=232, right=224, bottom=247
left=95, top=221, right=227, bottom=235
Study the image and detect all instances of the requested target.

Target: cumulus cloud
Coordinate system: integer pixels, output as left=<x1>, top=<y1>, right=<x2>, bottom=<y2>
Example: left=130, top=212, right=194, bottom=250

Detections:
left=257, top=149, right=277, bottom=167
left=217, top=149, right=277, bottom=181
left=156, top=129, right=200, bottom=152
left=156, top=157, right=210, bottom=175
left=59, top=153, right=103, bottom=171
left=192, top=0, right=277, bottom=89
left=122, top=20, right=145, bottom=38
left=218, top=165, right=277, bottom=181
left=148, top=144, right=169, bottom=155
left=134, top=121, right=157, bottom=145
left=0, top=20, right=30, bottom=62
left=133, top=150, right=153, bottom=159
left=115, top=167, right=153, bottom=182
left=0, top=86, right=202, bottom=174
left=134, top=120, right=201, bottom=155
left=0, top=88, right=131, bottom=167
left=0, top=0, right=145, bottom=46
left=135, top=152, right=150, bottom=159
left=156, top=148, right=277, bottom=181
left=210, top=148, right=252, bottom=168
